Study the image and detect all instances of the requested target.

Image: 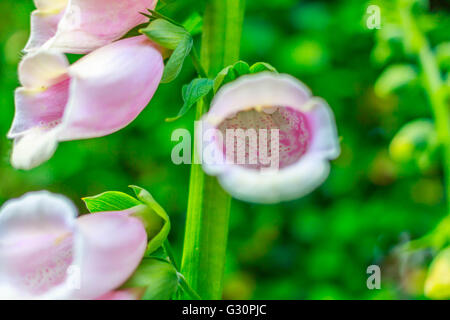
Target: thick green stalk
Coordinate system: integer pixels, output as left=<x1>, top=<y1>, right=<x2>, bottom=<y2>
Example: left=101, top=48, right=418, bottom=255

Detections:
left=181, top=0, right=245, bottom=299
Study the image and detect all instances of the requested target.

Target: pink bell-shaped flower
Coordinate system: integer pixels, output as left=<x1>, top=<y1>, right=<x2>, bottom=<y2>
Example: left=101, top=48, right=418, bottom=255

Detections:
left=25, top=0, right=158, bottom=54
left=0, top=191, right=147, bottom=299
left=8, top=35, right=164, bottom=170
left=199, top=73, right=340, bottom=203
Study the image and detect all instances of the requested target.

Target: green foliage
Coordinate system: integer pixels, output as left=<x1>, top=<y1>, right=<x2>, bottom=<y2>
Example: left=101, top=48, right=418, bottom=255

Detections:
left=141, top=19, right=189, bottom=50
left=82, top=191, right=141, bottom=212
left=389, top=119, right=439, bottom=173
left=213, top=60, right=277, bottom=93
left=141, top=18, right=193, bottom=83
left=374, top=64, right=418, bottom=97
left=161, top=37, right=193, bottom=83
left=83, top=186, right=171, bottom=255
left=130, top=185, right=171, bottom=255
left=166, top=78, right=213, bottom=122
left=122, top=258, right=179, bottom=300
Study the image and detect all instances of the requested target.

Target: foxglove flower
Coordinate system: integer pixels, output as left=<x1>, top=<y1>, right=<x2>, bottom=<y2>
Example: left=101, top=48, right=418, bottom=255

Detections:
left=0, top=191, right=147, bottom=300
left=26, top=0, right=158, bottom=54
left=96, top=289, right=142, bottom=300
left=8, top=35, right=164, bottom=170
left=199, top=73, right=340, bottom=203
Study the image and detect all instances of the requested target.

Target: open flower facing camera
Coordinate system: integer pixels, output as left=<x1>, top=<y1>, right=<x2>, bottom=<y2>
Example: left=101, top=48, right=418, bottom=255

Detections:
left=199, top=73, right=340, bottom=203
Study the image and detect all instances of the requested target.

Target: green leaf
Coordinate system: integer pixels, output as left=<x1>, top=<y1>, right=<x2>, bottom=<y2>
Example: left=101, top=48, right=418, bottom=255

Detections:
left=141, top=18, right=194, bottom=83
left=82, top=191, right=141, bottom=213
left=82, top=187, right=170, bottom=255
left=161, top=37, right=193, bottom=83
left=130, top=186, right=171, bottom=255
left=140, top=19, right=189, bottom=50
left=233, top=60, right=250, bottom=76
left=213, top=61, right=277, bottom=93
left=374, top=64, right=418, bottom=97
left=213, top=65, right=233, bottom=93
left=166, top=78, right=214, bottom=122
left=122, top=258, right=178, bottom=300
left=249, top=62, right=277, bottom=74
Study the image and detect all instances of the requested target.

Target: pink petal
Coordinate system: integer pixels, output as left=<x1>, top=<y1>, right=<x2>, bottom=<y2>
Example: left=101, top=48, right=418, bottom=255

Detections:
left=9, top=80, right=69, bottom=138
left=0, top=192, right=147, bottom=300
left=59, top=36, right=164, bottom=140
left=47, top=0, right=158, bottom=54
left=96, top=289, right=142, bottom=300
left=25, top=8, right=66, bottom=52
left=70, top=212, right=147, bottom=300
left=0, top=191, right=78, bottom=299
left=9, top=36, right=163, bottom=169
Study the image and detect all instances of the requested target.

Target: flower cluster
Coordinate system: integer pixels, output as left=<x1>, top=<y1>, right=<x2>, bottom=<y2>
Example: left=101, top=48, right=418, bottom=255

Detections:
left=9, top=0, right=163, bottom=170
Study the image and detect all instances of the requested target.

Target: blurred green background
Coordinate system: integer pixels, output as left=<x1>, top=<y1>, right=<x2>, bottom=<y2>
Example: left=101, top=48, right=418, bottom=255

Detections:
left=0, top=0, right=449, bottom=299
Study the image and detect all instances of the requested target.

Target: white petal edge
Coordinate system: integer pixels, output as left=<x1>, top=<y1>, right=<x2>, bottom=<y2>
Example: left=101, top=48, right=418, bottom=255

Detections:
left=10, top=127, right=59, bottom=170
left=217, top=154, right=331, bottom=203
left=18, top=49, right=69, bottom=89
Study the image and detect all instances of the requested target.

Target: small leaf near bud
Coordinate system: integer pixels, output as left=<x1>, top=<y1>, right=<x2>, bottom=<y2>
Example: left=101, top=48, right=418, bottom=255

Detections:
left=166, top=78, right=214, bottom=122
left=121, top=258, right=179, bottom=300
left=213, top=61, right=277, bottom=93
left=141, top=18, right=190, bottom=50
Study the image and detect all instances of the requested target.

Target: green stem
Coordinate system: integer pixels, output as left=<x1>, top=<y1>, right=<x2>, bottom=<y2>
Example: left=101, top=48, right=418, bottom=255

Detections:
left=398, top=2, right=450, bottom=215
left=190, top=46, right=208, bottom=79
left=163, top=240, right=179, bottom=271
left=177, top=273, right=202, bottom=300
left=418, top=45, right=450, bottom=212
left=180, top=0, right=245, bottom=300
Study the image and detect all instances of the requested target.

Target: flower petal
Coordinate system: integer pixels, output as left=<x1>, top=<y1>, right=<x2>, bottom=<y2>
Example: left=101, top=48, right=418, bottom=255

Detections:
left=205, top=72, right=312, bottom=126
left=96, top=289, right=141, bottom=300
left=18, top=49, right=69, bottom=89
left=47, top=0, right=158, bottom=54
left=25, top=9, right=66, bottom=52
left=34, top=0, right=68, bottom=11
left=0, top=191, right=78, bottom=299
left=306, top=98, right=341, bottom=160
left=10, top=127, right=59, bottom=170
left=218, top=154, right=330, bottom=203
left=58, top=36, right=164, bottom=140
left=9, top=80, right=70, bottom=138
left=70, top=212, right=147, bottom=300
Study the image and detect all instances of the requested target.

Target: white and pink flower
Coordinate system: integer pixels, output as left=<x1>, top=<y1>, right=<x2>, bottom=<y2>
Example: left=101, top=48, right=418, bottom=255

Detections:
left=199, top=73, right=340, bottom=203
left=0, top=191, right=147, bottom=299
left=9, top=35, right=164, bottom=170
left=26, top=0, right=158, bottom=54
